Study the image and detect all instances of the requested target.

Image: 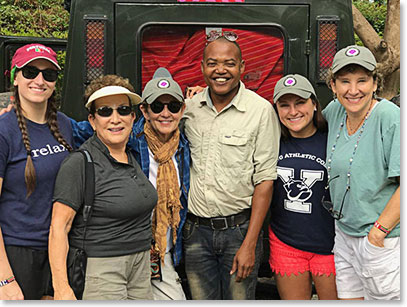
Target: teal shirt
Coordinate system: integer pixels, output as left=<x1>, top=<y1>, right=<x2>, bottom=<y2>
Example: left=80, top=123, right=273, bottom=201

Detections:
left=323, top=99, right=400, bottom=237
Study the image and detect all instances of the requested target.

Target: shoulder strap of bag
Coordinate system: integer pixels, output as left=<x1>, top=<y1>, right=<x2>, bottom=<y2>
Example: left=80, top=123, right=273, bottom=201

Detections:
left=77, top=149, right=95, bottom=222
left=75, top=149, right=95, bottom=250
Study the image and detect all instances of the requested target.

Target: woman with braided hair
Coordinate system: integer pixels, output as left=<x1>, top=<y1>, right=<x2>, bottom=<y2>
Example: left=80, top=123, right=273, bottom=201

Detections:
left=0, top=44, right=73, bottom=300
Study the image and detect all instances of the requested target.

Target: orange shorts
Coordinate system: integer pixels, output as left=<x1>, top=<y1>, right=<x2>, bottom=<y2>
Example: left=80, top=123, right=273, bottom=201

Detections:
left=268, top=226, right=335, bottom=277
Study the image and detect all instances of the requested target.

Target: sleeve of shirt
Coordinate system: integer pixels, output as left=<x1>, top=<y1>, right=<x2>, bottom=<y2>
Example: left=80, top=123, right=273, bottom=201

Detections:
left=382, top=108, right=400, bottom=178
left=53, top=152, right=85, bottom=212
left=70, top=118, right=94, bottom=149
left=253, top=104, right=281, bottom=185
left=322, top=99, right=335, bottom=121
left=0, top=132, right=9, bottom=178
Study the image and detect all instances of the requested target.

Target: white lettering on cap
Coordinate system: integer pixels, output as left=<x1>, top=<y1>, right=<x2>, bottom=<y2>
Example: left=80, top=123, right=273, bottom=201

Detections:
left=26, top=45, right=51, bottom=53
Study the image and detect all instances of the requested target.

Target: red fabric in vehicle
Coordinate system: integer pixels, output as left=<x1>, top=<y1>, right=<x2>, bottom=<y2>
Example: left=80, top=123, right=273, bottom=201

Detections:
left=142, top=28, right=284, bottom=104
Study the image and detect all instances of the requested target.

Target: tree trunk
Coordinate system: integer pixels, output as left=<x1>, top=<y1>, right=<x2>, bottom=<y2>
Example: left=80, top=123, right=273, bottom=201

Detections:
left=352, top=0, right=400, bottom=100
left=380, top=69, right=399, bottom=101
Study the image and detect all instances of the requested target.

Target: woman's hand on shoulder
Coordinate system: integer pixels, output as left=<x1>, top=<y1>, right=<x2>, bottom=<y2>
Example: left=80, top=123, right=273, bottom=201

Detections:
left=0, top=104, right=13, bottom=117
left=186, top=86, right=204, bottom=99
left=0, top=280, right=24, bottom=300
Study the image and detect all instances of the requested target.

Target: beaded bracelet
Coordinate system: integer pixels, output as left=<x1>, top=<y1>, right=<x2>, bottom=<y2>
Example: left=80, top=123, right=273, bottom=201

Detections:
left=0, top=275, right=15, bottom=287
left=374, top=221, right=390, bottom=235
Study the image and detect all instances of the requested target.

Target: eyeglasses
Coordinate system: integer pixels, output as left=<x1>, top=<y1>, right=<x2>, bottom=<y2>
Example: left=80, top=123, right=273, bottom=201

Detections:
left=95, top=105, right=133, bottom=117
left=150, top=101, right=183, bottom=114
left=321, top=175, right=348, bottom=220
left=21, top=66, right=58, bottom=82
left=206, top=31, right=238, bottom=42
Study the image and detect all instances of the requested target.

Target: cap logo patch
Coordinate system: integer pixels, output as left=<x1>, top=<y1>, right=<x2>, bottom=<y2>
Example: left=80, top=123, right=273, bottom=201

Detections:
left=284, top=77, right=296, bottom=87
left=158, top=79, right=170, bottom=88
left=345, top=47, right=360, bottom=57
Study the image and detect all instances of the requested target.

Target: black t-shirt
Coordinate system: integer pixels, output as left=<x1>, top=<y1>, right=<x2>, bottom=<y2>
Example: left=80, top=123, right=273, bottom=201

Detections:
left=53, top=135, right=158, bottom=257
left=269, top=131, right=334, bottom=255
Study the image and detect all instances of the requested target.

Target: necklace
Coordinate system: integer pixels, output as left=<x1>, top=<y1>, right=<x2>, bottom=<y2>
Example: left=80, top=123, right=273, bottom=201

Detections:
left=346, top=100, right=374, bottom=135
left=326, top=105, right=373, bottom=191
left=346, top=115, right=365, bottom=135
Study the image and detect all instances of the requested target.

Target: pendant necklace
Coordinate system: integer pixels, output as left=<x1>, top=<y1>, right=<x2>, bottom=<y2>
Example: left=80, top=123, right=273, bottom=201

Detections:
left=347, top=114, right=365, bottom=135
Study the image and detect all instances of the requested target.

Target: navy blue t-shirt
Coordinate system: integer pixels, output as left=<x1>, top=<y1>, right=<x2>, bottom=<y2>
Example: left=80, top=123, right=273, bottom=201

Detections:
left=0, top=109, right=73, bottom=249
left=269, top=131, right=334, bottom=255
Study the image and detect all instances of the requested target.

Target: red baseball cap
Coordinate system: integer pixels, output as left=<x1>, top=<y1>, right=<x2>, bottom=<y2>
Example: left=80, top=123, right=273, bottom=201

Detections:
left=11, top=43, right=61, bottom=70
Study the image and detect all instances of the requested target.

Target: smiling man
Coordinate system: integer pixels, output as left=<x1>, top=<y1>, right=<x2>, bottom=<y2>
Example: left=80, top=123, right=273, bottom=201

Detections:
left=182, top=36, right=281, bottom=300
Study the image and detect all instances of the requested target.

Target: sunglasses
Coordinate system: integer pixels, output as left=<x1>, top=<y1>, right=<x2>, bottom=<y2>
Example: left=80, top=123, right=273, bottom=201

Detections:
left=321, top=175, right=348, bottom=220
left=21, top=66, right=59, bottom=82
left=95, top=105, right=133, bottom=117
left=150, top=101, right=183, bottom=114
left=206, top=31, right=238, bottom=42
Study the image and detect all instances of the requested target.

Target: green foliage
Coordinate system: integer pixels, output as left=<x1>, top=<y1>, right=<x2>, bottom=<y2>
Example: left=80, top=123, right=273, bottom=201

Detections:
left=0, top=0, right=69, bottom=38
left=353, top=0, right=387, bottom=44
left=55, top=50, right=66, bottom=102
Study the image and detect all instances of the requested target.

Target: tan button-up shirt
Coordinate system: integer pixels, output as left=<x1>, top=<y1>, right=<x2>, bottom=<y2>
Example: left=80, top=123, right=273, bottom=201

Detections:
left=184, top=82, right=280, bottom=217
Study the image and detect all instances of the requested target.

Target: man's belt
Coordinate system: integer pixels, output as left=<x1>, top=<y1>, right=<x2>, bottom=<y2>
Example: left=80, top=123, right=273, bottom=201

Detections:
left=187, top=209, right=251, bottom=231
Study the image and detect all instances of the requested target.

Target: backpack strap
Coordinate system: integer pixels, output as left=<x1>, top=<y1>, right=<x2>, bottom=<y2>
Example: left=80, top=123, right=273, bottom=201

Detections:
left=76, top=149, right=95, bottom=222
left=75, top=149, right=95, bottom=250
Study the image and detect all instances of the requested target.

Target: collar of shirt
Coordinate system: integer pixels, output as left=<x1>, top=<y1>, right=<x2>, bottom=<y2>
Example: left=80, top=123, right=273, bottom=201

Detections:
left=199, top=81, right=247, bottom=113
left=89, top=134, right=132, bottom=163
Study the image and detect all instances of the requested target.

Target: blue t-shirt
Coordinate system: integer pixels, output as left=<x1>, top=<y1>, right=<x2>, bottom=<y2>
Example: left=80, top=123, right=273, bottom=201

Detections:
left=269, top=130, right=334, bottom=255
left=0, top=110, right=73, bottom=249
left=323, top=99, right=400, bottom=237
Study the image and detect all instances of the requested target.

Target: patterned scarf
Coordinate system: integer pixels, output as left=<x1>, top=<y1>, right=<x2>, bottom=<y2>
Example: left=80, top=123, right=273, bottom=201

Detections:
left=144, top=120, right=182, bottom=263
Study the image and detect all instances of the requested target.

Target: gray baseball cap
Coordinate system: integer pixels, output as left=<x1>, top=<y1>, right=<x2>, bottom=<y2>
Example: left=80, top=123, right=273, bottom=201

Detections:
left=142, top=67, right=184, bottom=104
left=332, top=45, right=377, bottom=74
left=273, top=74, right=316, bottom=102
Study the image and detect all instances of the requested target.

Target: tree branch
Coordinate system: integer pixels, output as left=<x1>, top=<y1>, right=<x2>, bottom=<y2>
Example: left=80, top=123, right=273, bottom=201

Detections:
left=383, top=0, right=400, bottom=50
left=352, top=3, right=382, bottom=51
left=352, top=3, right=399, bottom=77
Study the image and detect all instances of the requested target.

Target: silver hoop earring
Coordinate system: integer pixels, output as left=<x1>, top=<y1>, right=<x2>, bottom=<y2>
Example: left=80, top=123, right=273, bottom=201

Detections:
left=373, top=91, right=377, bottom=100
left=333, top=93, right=337, bottom=100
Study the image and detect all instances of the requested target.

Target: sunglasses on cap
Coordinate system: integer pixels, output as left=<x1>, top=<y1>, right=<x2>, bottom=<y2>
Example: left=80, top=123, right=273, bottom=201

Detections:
left=21, top=66, right=58, bottom=82
left=95, top=105, right=133, bottom=117
left=150, top=101, right=183, bottom=114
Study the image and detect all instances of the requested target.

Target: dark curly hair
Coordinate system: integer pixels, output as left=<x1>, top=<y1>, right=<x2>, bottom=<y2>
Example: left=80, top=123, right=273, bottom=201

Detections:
left=85, top=74, right=135, bottom=114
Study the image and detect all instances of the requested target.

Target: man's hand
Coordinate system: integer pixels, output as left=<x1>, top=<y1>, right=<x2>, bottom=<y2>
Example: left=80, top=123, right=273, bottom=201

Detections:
left=53, top=285, right=77, bottom=300
left=230, top=242, right=255, bottom=282
left=0, top=280, right=24, bottom=300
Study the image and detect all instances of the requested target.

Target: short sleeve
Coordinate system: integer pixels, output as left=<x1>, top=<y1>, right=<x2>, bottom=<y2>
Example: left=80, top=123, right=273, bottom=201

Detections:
left=382, top=118, right=400, bottom=179
left=0, top=132, right=9, bottom=178
left=53, top=151, right=85, bottom=211
left=322, top=99, right=336, bottom=121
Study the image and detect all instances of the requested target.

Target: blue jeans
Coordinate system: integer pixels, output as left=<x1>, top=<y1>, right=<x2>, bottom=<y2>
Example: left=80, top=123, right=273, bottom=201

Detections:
left=183, top=218, right=263, bottom=300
